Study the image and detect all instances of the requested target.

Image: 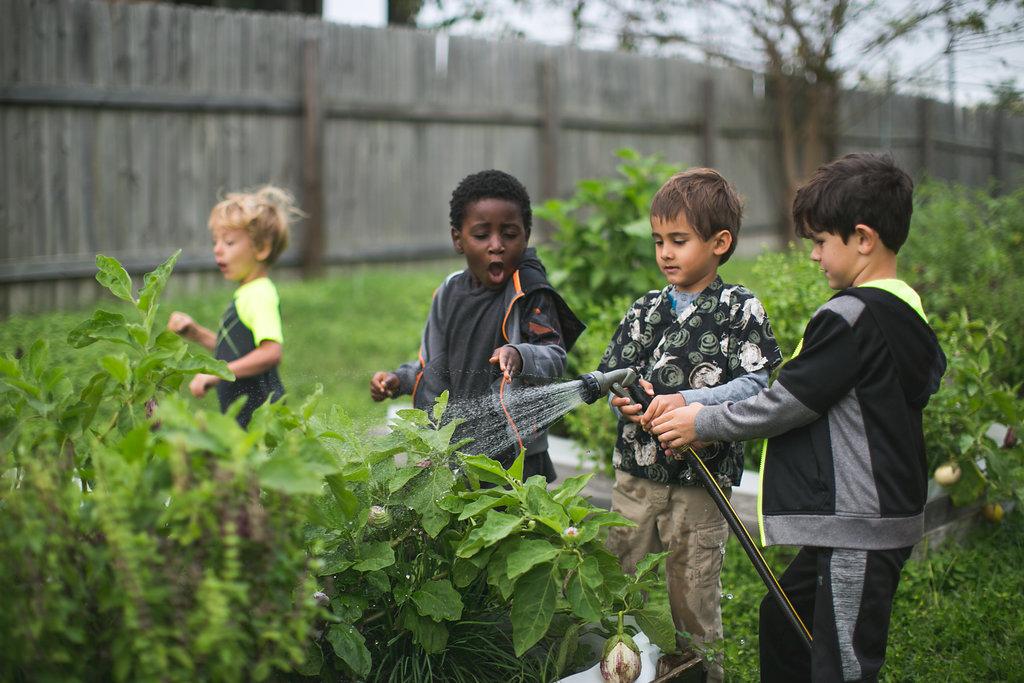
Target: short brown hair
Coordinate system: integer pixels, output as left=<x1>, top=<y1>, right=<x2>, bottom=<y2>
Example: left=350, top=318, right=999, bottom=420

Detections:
left=792, top=153, right=913, bottom=253
left=208, top=185, right=300, bottom=265
left=650, top=168, right=743, bottom=263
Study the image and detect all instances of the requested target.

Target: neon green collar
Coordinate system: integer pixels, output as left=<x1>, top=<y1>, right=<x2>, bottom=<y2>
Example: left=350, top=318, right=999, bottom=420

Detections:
left=858, top=279, right=927, bottom=323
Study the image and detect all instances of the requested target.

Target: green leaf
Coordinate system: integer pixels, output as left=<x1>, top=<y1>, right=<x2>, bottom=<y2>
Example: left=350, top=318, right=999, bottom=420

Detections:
left=176, top=351, right=234, bottom=381
left=635, top=605, right=677, bottom=653
left=100, top=354, right=131, bottom=386
left=325, top=474, right=360, bottom=519
left=389, top=466, right=424, bottom=493
left=296, top=641, right=324, bottom=676
left=95, top=254, right=134, bottom=302
left=406, top=465, right=455, bottom=538
left=511, top=563, right=558, bottom=656
left=553, top=622, right=582, bottom=678
left=634, top=551, right=670, bottom=579
left=949, top=458, right=987, bottom=506
left=353, top=542, right=395, bottom=572
left=506, top=539, right=561, bottom=581
left=507, top=447, right=525, bottom=482
left=400, top=607, right=449, bottom=653
left=553, top=473, right=593, bottom=503
left=0, top=355, right=20, bottom=378
left=524, top=484, right=569, bottom=533
left=326, top=623, right=371, bottom=677
left=136, top=250, right=180, bottom=316
left=585, top=510, right=637, bottom=529
left=431, top=390, right=449, bottom=424
left=258, top=455, right=326, bottom=495
left=411, top=579, right=463, bottom=622
left=566, top=572, right=603, bottom=622
left=457, top=510, right=523, bottom=558
left=67, top=310, right=134, bottom=349
left=457, top=492, right=517, bottom=521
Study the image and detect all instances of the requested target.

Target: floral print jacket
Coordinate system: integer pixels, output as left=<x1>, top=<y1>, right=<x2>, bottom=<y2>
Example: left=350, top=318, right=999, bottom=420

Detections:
left=598, top=276, right=783, bottom=487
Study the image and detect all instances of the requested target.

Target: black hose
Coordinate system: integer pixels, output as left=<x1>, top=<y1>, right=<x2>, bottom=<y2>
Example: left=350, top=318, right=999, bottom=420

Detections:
left=620, top=383, right=813, bottom=653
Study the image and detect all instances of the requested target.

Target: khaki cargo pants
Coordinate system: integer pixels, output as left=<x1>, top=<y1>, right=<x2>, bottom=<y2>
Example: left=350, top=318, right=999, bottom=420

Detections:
left=606, top=470, right=730, bottom=682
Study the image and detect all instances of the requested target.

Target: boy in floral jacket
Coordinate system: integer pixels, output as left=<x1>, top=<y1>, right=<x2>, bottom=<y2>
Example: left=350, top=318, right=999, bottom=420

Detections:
left=599, top=168, right=782, bottom=680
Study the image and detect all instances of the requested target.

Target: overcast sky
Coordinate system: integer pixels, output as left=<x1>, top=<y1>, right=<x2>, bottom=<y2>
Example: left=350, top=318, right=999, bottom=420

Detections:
left=323, top=0, right=1023, bottom=105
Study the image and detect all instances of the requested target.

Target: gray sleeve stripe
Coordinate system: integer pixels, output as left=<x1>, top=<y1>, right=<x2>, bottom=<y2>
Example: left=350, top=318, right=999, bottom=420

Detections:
left=818, top=295, right=866, bottom=326
left=696, top=380, right=820, bottom=442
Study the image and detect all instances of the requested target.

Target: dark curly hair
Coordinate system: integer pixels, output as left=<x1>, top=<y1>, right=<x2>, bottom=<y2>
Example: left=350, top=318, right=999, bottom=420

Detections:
left=792, top=153, right=914, bottom=253
left=448, top=169, right=532, bottom=235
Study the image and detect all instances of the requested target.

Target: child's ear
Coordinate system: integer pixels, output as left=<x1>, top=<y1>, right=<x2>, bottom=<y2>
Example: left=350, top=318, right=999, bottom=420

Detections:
left=451, top=227, right=464, bottom=254
left=854, top=224, right=879, bottom=254
left=255, top=241, right=273, bottom=263
left=711, top=229, right=733, bottom=257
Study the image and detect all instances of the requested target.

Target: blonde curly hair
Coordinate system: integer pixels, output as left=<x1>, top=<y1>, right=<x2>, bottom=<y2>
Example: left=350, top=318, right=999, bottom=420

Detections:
left=208, top=185, right=302, bottom=265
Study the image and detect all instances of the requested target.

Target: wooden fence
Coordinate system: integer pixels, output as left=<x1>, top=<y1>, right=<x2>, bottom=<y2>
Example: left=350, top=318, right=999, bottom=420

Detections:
left=2, top=0, right=1023, bottom=315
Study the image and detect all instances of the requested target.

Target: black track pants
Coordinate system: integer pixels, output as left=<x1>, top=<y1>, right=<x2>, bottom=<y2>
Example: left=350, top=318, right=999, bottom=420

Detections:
left=759, top=545, right=912, bottom=682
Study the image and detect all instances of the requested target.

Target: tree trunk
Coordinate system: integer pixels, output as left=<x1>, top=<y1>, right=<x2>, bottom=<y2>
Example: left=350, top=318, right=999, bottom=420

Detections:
left=387, top=0, right=422, bottom=26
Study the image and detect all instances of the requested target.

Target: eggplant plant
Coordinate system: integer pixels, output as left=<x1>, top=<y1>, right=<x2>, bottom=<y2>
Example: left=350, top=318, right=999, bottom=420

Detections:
left=303, top=395, right=677, bottom=681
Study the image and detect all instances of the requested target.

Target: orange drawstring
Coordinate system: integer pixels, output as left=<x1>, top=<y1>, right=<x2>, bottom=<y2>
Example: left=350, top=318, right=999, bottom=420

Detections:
left=499, top=375, right=524, bottom=453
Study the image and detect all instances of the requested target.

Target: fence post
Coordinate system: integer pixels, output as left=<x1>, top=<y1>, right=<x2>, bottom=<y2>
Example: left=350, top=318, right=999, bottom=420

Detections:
left=538, top=54, right=561, bottom=241
left=701, top=77, right=715, bottom=167
left=301, top=35, right=325, bottom=276
left=917, top=98, right=933, bottom=179
left=992, top=107, right=1006, bottom=195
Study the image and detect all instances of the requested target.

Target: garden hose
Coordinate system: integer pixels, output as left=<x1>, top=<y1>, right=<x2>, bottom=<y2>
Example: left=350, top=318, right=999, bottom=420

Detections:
left=613, top=381, right=814, bottom=653
left=499, top=375, right=525, bottom=454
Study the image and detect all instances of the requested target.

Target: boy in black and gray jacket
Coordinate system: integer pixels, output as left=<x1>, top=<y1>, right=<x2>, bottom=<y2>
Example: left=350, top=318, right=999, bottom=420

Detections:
left=648, top=154, right=947, bottom=682
left=370, top=170, right=583, bottom=482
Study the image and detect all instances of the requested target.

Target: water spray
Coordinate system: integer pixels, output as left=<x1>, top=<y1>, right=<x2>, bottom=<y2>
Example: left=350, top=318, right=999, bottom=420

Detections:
left=575, top=365, right=814, bottom=653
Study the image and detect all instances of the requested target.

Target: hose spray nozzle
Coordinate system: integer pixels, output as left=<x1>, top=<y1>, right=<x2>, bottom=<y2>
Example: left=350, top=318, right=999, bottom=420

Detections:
left=577, top=368, right=638, bottom=404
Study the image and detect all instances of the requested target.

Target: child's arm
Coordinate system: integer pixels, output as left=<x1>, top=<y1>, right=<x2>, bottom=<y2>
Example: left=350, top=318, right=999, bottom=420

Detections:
left=168, top=311, right=217, bottom=351
left=371, top=277, right=451, bottom=403
left=651, top=297, right=861, bottom=448
left=640, top=369, right=769, bottom=426
left=190, top=340, right=281, bottom=397
left=501, top=291, right=568, bottom=382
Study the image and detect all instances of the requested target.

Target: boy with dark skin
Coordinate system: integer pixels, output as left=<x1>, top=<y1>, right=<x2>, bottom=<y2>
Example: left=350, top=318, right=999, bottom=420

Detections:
left=370, top=170, right=583, bottom=481
left=648, top=154, right=947, bottom=682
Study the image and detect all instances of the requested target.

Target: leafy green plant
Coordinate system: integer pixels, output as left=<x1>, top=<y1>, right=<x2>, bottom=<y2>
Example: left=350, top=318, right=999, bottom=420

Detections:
left=924, top=310, right=1024, bottom=507
left=0, top=254, right=339, bottom=682
left=304, top=395, right=677, bottom=681
left=902, top=181, right=1024, bottom=387
left=537, top=148, right=679, bottom=311
left=746, top=245, right=831, bottom=359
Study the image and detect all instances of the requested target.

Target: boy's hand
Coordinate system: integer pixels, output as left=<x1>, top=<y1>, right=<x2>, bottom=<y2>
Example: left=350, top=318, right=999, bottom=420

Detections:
left=189, top=373, right=219, bottom=398
left=168, top=311, right=195, bottom=337
left=610, top=377, right=654, bottom=424
left=641, top=390, right=685, bottom=429
left=489, top=345, right=523, bottom=382
left=370, top=371, right=400, bottom=401
left=650, top=403, right=704, bottom=450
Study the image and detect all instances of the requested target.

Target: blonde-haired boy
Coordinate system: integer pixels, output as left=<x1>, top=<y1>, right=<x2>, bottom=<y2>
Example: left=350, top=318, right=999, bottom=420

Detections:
left=168, top=186, right=297, bottom=427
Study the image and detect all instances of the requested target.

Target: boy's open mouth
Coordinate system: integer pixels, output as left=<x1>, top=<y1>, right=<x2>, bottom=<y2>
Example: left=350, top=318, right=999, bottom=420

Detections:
left=487, top=262, right=505, bottom=278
